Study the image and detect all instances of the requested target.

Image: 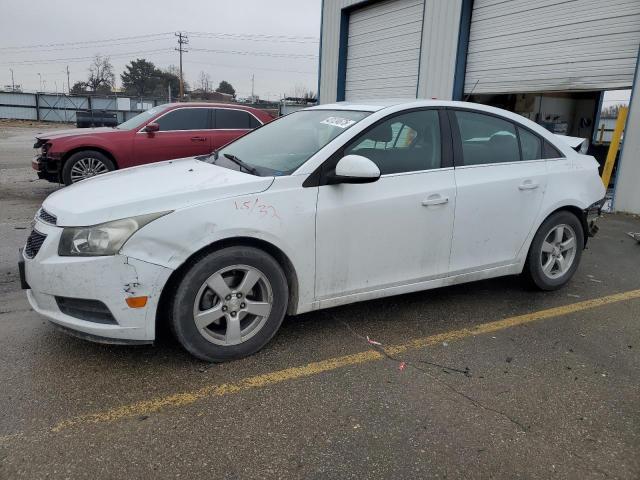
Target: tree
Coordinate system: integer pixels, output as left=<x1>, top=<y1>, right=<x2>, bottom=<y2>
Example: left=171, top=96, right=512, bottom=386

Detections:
left=121, top=59, right=159, bottom=97
left=198, top=71, right=212, bottom=93
left=156, top=68, right=182, bottom=99
left=86, top=55, right=115, bottom=93
left=216, top=80, right=235, bottom=97
left=70, top=81, right=88, bottom=94
left=290, top=84, right=316, bottom=101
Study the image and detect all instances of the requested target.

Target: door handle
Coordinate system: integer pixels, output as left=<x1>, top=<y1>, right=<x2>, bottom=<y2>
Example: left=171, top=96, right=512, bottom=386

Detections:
left=422, top=195, right=449, bottom=206
left=518, top=181, right=539, bottom=190
left=191, top=136, right=206, bottom=142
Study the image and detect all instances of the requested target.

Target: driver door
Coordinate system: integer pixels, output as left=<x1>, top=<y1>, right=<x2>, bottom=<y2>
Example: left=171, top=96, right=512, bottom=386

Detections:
left=314, top=109, right=456, bottom=301
left=132, top=108, right=212, bottom=166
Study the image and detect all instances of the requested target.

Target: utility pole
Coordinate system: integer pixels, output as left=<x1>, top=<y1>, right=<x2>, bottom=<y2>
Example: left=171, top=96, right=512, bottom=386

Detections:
left=10, top=68, right=14, bottom=91
left=251, top=74, right=255, bottom=102
left=175, top=32, right=188, bottom=100
left=66, top=66, right=71, bottom=94
left=37, top=72, right=42, bottom=91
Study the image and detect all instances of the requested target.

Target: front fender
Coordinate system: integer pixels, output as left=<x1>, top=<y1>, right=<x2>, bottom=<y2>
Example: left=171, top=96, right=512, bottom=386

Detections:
left=120, top=185, right=318, bottom=312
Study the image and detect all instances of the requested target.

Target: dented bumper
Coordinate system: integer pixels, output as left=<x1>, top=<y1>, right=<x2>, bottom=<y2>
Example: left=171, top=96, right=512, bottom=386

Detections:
left=23, top=219, right=172, bottom=342
left=585, top=198, right=605, bottom=238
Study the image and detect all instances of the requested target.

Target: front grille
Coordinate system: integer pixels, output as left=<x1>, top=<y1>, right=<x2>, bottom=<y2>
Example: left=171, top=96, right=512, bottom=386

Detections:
left=24, top=230, right=46, bottom=259
left=55, top=297, right=118, bottom=324
left=38, top=208, right=57, bottom=225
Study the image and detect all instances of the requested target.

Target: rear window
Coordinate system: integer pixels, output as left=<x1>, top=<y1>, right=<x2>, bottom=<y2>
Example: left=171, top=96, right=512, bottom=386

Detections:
left=156, top=108, right=210, bottom=131
left=518, top=127, right=543, bottom=160
left=543, top=140, right=564, bottom=159
left=215, top=109, right=259, bottom=129
left=454, top=110, right=520, bottom=165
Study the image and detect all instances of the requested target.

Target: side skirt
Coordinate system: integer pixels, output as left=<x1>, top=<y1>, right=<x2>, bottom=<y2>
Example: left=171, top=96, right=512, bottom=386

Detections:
left=304, top=263, right=522, bottom=313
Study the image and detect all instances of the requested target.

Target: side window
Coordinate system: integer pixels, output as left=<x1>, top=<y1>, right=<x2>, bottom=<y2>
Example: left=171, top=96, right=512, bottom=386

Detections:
left=543, top=140, right=564, bottom=159
left=518, top=127, right=543, bottom=160
left=454, top=111, right=520, bottom=165
left=345, top=110, right=441, bottom=175
left=155, top=108, right=209, bottom=131
left=215, top=109, right=253, bottom=129
left=249, top=115, right=262, bottom=128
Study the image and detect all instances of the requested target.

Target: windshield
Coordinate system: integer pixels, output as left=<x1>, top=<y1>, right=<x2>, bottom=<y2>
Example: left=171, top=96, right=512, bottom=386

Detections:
left=215, top=109, right=370, bottom=175
left=116, top=105, right=168, bottom=130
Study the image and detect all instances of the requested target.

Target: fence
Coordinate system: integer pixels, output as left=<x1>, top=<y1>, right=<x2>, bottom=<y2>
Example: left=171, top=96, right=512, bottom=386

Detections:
left=0, top=91, right=168, bottom=124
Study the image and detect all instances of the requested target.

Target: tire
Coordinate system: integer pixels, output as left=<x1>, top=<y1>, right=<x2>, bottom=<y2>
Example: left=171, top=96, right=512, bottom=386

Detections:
left=170, top=246, right=289, bottom=362
left=523, top=210, right=584, bottom=291
left=61, top=150, right=115, bottom=185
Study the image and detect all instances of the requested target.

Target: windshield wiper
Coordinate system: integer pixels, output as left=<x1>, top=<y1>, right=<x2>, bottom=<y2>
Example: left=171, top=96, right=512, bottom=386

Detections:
left=223, top=153, right=257, bottom=175
left=195, top=149, right=219, bottom=162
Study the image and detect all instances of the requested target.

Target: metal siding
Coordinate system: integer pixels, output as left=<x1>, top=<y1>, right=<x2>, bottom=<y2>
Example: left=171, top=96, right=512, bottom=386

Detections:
left=319, top=0, right=363, bottom=103
left=466, top=0, right=640, bottom=93
left=345, top=0, right=424, bottom=100
left=0, top=105, right=37, bottom=120
left=0, top=92, right=36, bottom=106
left=613, top=46, right=640, bottom=214
left=319, top=0, right=462, bottom=103
left=418, top=0, right=463, bottom=100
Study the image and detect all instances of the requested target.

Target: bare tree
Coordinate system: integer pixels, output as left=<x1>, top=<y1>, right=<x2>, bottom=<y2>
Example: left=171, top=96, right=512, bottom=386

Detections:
left=86, top=55, right=115, bottom=93
left=290, top=83, right=316, bottom=100
left=198, top=71, right=212, bottom=93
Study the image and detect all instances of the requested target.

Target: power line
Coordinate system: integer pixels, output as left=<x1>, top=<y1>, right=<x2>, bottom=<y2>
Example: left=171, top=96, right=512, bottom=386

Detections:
left=0, top=48, right=173, bottom=65
left=189, top=47, right=317, bottom=59
left=0, top=37, right=176, bottom=54
left=186, top=59, right=316, bottom=76
left=188, top=31, right=319, bottom=43
left=0, top=32, right=173, bottom=51
left=0, top=31, right=318, bottom=52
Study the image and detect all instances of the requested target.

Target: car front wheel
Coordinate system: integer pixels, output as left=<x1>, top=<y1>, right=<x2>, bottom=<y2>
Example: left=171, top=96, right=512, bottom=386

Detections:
left=524, top=210, right=584, bottom=290
left=170, top=246, right=289, bottom=362
left=61, top=150, right=115, bottom=185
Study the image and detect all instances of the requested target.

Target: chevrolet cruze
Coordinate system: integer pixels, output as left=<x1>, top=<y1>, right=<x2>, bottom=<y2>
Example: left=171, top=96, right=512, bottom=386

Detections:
left=20, top=100, right=605, bottom=361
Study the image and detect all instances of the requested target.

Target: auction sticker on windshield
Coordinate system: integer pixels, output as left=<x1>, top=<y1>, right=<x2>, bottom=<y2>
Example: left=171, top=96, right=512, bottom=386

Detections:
left=320, top=116, right=357, bottom=129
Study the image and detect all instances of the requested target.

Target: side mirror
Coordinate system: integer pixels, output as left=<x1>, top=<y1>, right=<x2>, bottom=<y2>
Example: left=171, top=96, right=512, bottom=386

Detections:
left=331, top=154, right=381, bottom=184
left=143, top=122, right=160, bottom=134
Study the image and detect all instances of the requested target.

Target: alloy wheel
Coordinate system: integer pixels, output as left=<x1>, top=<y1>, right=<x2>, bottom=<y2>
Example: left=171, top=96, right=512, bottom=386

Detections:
left=70, top=157, right=110, bottom=182
left=539, top=224, right=577, bottom=279
left=192, top=265, right=273, bottom=346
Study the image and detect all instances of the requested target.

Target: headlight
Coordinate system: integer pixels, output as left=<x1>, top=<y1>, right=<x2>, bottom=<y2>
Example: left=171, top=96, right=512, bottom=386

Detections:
left=58, top=212, right=170, bottom=257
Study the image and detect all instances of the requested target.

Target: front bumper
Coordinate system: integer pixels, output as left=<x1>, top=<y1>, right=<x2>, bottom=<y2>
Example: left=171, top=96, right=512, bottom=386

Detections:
left=32, top=153, right=61, bottom=182
left=22, top=219, right=173, bottom=343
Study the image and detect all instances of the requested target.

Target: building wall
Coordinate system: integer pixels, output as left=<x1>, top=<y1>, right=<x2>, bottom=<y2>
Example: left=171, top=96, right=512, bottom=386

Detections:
left=318, top=0, right=463, bottom=103
left=465, top=0, right=640, bottom=94
left=614, top=51, right=640, bottom=214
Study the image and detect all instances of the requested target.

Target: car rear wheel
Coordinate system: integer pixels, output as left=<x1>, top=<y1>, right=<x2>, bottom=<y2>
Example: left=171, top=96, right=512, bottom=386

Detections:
left=170, top=246, right=288, bottom=362
left=524, top=210, right=584, bottom=290
left=61, top=150, right=115, bottom=185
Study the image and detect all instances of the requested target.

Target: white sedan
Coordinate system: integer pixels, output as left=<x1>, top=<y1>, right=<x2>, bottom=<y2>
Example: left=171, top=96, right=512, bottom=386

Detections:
left=20, top=100, right=605, bottom=361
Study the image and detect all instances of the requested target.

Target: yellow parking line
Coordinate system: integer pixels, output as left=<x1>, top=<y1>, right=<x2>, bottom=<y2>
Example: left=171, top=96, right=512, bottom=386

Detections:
left=47, top=288, right=640, bottom=433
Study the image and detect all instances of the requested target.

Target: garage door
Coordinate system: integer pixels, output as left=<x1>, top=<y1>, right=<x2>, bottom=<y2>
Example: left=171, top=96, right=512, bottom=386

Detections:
left=465, top=0, right=640, bottom=94
left=345, top=0, right=424, bottom=100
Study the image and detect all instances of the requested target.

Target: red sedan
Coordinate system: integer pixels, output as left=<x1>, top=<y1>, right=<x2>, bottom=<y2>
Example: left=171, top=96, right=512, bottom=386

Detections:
left=33, top=103, right=273, bottom=185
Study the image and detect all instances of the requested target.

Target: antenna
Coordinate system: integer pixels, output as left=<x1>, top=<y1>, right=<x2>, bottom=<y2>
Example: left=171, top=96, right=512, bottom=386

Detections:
left=463, top=80, right=479, bottom=102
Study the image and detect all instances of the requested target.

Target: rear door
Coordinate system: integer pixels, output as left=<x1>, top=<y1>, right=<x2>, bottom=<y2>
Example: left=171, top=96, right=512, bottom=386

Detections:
left=447, top=109, right=548, bottom=273
left=132, top=108, right=212, bottom=165
left=212, top=108, right=261, bottom=150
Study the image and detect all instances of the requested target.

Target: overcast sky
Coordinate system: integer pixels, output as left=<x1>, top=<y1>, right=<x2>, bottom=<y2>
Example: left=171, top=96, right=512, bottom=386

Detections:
left=0, top=0, right=322, bottom=100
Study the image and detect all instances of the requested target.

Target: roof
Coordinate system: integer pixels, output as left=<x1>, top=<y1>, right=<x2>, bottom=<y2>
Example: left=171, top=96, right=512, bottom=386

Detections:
left=307, top=99, right=483, bottom=112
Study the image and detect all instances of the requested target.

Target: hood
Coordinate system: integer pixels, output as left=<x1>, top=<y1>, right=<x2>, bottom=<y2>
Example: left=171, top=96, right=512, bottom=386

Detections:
left=36, top=127, right=120, bottom=141
left=43, top=158, right=274, bottom=226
